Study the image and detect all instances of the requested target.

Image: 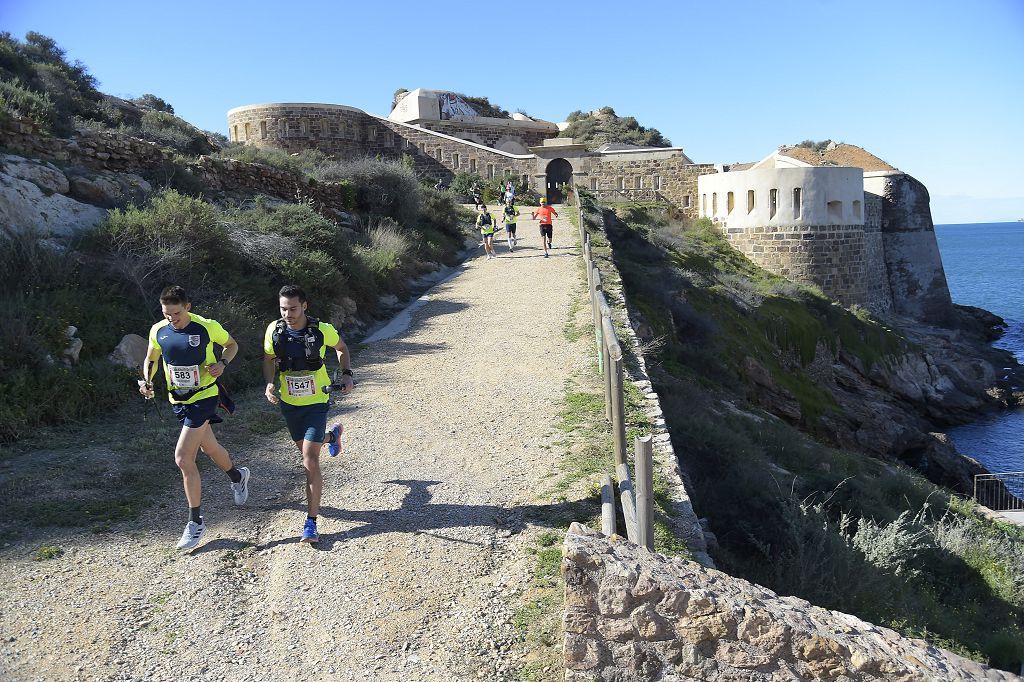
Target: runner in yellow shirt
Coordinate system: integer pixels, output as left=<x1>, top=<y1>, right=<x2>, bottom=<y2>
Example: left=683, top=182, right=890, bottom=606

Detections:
left=262, top=284, right=353, bottom=543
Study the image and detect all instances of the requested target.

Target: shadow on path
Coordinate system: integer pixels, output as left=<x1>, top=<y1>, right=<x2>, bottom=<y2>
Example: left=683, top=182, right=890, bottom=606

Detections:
left=254, top=479, right=592, bottom=552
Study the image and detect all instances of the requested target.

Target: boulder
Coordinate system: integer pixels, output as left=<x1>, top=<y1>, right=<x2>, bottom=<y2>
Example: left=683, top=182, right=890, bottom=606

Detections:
left=109, top=334, right=149, bottom=370
left=66, top=168, right=152, bottom=208
left=62, top=326, right=82, bottom=366
left=1, top=154, right=69, bottom=194
left=0, top=169, right=107, bottom=237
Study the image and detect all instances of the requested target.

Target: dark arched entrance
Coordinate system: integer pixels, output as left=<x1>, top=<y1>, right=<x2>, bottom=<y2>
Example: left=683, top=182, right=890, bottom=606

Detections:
left=545, top=158, right=573, bottom=203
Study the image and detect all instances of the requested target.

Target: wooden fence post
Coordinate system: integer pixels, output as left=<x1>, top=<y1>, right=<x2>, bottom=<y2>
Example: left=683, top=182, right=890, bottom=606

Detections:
left=617, top=462, right=638, bottom=543
left=634, top=435, right=655, bottom=550
left=600, top=473, right=616, bottom=537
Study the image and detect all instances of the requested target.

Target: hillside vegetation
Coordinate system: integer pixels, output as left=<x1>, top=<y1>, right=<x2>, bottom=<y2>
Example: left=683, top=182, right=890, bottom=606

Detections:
left=559, top=107, right=671, bottom=149
left=585, top=201, right=1024, bottom=671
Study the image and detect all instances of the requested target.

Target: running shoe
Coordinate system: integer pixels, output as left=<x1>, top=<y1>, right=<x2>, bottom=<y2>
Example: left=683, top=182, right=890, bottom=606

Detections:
left=176, top=520, right=206, bottom=550
left=327, top=424, right=344, bottom=457
left=231, top=466, right=250, bottom=505
left=300, top=518, right=319, bottom=543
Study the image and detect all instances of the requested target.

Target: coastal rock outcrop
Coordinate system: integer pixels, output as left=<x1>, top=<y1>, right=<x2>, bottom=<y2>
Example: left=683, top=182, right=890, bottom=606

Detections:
left=562, top=523, right=1021, bottom=681
left=0, top=155, right=107, bottom=236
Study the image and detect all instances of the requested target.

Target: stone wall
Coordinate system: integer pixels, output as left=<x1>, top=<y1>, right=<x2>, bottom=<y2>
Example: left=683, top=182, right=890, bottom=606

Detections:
left=562, top=523, right=1019, bottom=682
left=861, top=193, right=894, bottom=313
left=420, top=119, right=551, bottom=151
left=226, top=104, right=537, bottom=187
left=583, top=157, right=717, bottom=220
left=722, top=223, right=868, bottom=306
left=0, top=116, right=172, bottom=172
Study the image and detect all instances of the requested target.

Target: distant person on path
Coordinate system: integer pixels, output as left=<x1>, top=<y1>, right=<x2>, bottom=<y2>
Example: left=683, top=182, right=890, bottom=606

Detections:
left=532, top=197, right=558, bottom=258
left=502, top=202, right=520, bottom=252
left=139, top=285, right=249, bottom=551
left=263, top=285, right=354, bottom=544
left=504, top=180, right=515, bottom=205
left=471, top=182, right=482, bottom=210
left=434, top=178, right=444, bottom=192
left=477, top=204, right=498, bottom=259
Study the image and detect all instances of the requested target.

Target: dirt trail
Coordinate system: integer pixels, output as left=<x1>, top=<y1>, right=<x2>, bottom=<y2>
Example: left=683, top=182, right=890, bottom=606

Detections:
left=0, top=211, right=585, bottom=681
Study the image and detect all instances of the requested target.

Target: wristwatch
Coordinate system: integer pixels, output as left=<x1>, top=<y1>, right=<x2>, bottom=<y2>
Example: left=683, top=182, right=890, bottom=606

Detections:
left=220, top=357, right=231, bottom=367
left=341, top=369, right=353, bottom=377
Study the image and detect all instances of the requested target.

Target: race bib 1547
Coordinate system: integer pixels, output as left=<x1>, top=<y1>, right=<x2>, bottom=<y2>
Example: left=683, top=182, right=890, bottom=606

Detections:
left=285, top=374, right=317, bottom=398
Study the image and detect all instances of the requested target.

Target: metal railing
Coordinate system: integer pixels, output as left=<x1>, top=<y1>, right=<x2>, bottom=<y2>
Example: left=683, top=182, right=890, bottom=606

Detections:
left=974, top=472, right=1024, bottom=512
left=575, top=188, right=656, bottom=550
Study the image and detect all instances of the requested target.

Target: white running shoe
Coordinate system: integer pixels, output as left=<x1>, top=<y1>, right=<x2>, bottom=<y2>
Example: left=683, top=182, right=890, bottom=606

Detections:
left=231, top=466, right=250, bottom=505
left=176, top=520, right=207, bottom=550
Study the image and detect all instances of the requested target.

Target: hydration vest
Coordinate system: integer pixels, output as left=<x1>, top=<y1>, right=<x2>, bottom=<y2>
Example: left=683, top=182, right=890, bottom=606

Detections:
left=272, top=317, right=325, bottom=372
left=504, top=207, right=517, bottom=224
left=477, top=212, right=492, bottom=227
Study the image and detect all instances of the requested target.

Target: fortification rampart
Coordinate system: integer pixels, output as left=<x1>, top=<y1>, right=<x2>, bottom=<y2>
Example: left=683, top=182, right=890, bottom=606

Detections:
left=581, top=154, right=715, bottom=220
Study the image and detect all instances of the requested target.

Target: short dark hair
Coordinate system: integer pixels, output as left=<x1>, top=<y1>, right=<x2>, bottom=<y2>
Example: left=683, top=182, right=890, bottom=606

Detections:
left=159, top=285, right=188, bottom=306
left=279, top=284, right=307, bottom=303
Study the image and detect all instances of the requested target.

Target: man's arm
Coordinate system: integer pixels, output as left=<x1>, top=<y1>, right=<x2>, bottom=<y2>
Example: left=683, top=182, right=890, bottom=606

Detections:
left=209, top=335, right=238, bottom=378
left=334, top=337, right=354, bottom=393
left=139, top=343, right=160, bottom=397
left=263, top=354, right=279, bottom=404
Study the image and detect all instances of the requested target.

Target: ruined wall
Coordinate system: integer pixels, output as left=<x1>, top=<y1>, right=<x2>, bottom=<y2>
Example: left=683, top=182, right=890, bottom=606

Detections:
left=865, top=172, right=953, bottom=323
left=562, top=524, right=1019, bottom=682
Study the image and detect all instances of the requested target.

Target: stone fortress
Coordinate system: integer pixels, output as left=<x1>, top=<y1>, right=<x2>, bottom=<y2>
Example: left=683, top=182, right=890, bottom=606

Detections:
left=228, top=89, right=952, bottom=322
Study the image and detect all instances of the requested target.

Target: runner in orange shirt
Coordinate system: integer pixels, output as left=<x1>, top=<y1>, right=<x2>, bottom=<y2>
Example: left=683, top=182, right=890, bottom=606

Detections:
left=531, top=197, right=558, bottom=258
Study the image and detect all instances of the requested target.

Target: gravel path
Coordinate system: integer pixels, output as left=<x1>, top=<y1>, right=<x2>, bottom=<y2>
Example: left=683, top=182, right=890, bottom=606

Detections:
left=0, top=212, right=586, bottom=681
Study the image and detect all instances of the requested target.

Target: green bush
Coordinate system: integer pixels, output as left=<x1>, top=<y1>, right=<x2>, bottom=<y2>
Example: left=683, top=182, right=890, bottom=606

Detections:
left=314, top=157, right=420, bottom=225
left=559, top=106, right=671, bottom=149
left=0, top=77, right=56, bottom=129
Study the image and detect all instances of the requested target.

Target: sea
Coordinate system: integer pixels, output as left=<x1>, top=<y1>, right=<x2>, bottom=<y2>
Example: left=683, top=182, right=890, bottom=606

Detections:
left=935, top=222, right=1024, bottom=474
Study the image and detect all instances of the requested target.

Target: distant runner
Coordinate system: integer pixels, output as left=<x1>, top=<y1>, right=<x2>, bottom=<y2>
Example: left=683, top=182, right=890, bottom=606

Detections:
left=532, top=197, right=558, bottom=258
left=502, top=202, right=520, bottom=253
left=477, top=204, right=498, bottom=260
left=140, top=285, right=249, bottom=551
left=263, top=285, right=353, bottom=544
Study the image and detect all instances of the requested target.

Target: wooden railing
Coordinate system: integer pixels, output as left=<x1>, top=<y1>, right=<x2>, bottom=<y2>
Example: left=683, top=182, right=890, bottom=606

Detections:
left=575, top=188, right=656, bottom=550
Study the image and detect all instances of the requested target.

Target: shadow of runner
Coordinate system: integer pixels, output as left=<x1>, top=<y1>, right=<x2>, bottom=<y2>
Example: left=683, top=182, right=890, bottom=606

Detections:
left=255, top=479, right=593, bottom=551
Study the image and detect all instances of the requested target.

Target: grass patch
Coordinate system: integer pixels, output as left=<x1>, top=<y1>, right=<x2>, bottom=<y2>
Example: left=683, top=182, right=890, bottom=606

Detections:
left=33, top=545, right=63, bottom=561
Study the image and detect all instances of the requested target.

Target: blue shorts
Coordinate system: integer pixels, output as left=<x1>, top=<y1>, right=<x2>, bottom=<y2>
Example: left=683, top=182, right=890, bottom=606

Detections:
left=280, top=402, right=329, bottom=443
left=171, top=395, right=222, bottom=429
left=506, top=224, right=517, bottom=234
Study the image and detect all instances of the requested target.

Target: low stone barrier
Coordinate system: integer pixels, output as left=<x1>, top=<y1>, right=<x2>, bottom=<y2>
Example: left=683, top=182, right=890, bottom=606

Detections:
left=562, top=523, right=1019, bottom=681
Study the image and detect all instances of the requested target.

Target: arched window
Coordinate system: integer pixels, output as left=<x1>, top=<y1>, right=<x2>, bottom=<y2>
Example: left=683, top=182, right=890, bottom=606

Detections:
left=769, top=189, right=778, bottom=219
left=727, top=191, right=734, bottom=214
left=827, top=200, right=842, bottom=222
left=260, top=120, right=267, bottom=139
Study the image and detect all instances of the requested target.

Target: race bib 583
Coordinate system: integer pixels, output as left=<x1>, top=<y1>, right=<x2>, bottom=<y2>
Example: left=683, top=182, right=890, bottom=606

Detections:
left=168, top=364, right=200, bottom=389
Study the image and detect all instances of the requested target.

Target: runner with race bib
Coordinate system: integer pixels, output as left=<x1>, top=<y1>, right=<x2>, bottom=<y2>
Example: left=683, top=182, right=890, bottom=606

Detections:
left=262, top=284, right=354, bottom=544
left=141, top=285, right=250, bottom=551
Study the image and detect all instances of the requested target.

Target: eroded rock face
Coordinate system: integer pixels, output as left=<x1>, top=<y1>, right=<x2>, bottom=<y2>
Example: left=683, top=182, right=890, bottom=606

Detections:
left=0, top=159, right=107, bottom=236
left=65, top=167, right=152, bottom=208
left=562, top=523, right=1020, bottom=682
left=1, top=154, right=69, bottom=194
left=109, top=334, right=149, bottom=370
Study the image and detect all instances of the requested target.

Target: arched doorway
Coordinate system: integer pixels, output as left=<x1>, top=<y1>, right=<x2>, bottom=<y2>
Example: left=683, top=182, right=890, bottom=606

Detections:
left=545, top=158, right=573, bottom=203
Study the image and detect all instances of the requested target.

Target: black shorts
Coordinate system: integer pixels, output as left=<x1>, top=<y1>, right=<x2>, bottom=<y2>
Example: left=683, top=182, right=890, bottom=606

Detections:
left=171, top=395, right=222, bottom=429
left=540, top=224, right=553, bottom=239
left=506, top=223, right=517, bottom=235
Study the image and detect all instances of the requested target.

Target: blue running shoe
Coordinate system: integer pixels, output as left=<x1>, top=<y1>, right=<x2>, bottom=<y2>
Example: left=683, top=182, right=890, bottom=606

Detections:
left=300, top=518, right=319, bottom=543
left=327, top=423, right=343, bottom=457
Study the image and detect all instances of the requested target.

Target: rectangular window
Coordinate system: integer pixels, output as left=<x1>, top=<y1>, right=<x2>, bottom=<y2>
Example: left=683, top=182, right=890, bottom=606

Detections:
left=244, top=122, right=251, bottom=140
left=452, top=152, right=460, bottom=168
left=712, top=192, right=718, bottom=216
left=591, top=177, right=598, bottom=190
left=521, top=174, right=528, bottom=187
left=505, top=168, right=512, bottom=177
left=769, top=189, right=778, bottom=219
left=827, top=200, right=842, bottom=222
left=653, top=175, right=661, bottom=190
left=469, top=158, right=476, bottom=173
left=260, top=120, right=267, bottom=139
left=852, top=200, right=862, bottom=219
left=635, top=176, right=642, bottom=189
left=232, top=125, right=238, bottom=142
left=369, top=127, right=378, bottom=141
left=617, top=177, right=624, bottom=190
left=487, top=163, right=494, bottom=179
left=386, top=132, right=394, bottom=146
left=435, top=149, right=442, bottom=161
left=702, top=193, right=707, bottom=214
left=793, top=188, right=802, bottom=219
left=279, top=119, right=287, bottom=136
left=727, top=191, right=734, bottom=214
left=747, top=189, right=755, bottom=213
left=684, top=195, right=691, bottom=208
left=420, top=142, right=426, bottom=153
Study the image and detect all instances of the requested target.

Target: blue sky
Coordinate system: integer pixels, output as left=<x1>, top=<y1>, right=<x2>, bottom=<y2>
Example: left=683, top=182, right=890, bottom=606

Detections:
left=4, top=0, right=1023, bottom=223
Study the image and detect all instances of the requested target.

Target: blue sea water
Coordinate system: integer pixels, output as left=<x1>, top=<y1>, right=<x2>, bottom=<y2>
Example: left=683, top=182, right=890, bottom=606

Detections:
left=935, top=222, right=1024, bottom=473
